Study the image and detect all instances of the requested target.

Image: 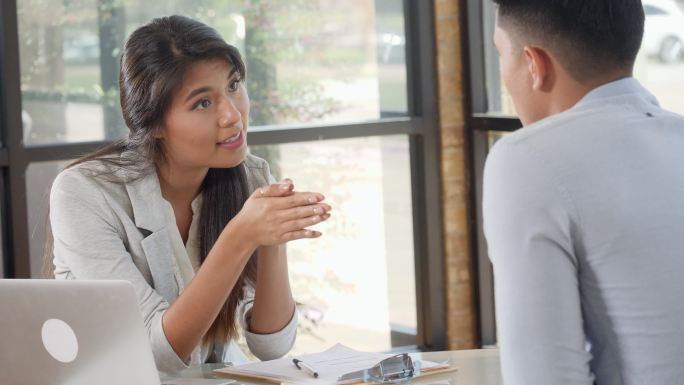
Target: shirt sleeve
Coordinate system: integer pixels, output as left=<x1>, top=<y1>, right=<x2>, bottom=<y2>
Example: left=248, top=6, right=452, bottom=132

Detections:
left=240, top=155, right=298, bottom=360
left=243, top=154, right=277, bottom=194
left=50, top=170, right=189, bottom=374
left=237, top=287, right=299, bottom=361
left=482, top=140, right=594, bottom=385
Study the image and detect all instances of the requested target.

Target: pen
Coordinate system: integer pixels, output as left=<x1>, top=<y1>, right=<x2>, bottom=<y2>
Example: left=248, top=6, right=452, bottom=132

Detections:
left=292, top=358, right=319, bottom=378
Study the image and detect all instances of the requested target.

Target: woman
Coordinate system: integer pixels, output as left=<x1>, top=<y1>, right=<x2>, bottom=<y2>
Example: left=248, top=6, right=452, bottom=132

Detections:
left=47, top=15, right=331, bottom=374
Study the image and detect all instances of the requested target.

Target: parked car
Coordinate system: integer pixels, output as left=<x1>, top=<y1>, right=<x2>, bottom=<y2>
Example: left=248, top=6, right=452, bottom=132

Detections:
left=642, top=0, right=684, bottom=63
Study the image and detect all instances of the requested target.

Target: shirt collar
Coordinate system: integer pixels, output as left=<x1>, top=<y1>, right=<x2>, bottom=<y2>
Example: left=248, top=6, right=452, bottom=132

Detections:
left=573, top=77, right=660, bottom=110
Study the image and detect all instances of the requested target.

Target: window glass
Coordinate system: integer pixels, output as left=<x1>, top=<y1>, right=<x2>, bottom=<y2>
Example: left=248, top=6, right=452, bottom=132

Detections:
left=26, top=160, right=73, bottom=278
left=483, top=0, right=684, bottom=117
left=251, top=135, right=417, bottom=353
left=18, top=0, right=407, bottom=145
left=644, top=5, right=668, bottom=16
left=636, top=0, right=684, bottom=114
left=480, top=1, right=516, bottom=117
left=26, top=135, right=417, bottom=351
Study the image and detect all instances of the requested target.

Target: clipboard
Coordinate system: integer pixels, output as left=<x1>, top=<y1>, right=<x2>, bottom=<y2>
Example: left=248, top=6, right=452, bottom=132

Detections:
left=213, top=344, right=456, bottom=385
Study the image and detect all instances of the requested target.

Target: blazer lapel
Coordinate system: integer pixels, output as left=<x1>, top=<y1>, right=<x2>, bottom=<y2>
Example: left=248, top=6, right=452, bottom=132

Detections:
left=140, top=231, right=179, bottom=304
left=124, top=165, right=181, bottom=304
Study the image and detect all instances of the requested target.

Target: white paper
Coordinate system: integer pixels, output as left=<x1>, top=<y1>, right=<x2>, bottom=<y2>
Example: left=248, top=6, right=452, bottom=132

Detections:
left=161, top=378, right=235, bottom=385
left=215, top=344, right=446, bottom=385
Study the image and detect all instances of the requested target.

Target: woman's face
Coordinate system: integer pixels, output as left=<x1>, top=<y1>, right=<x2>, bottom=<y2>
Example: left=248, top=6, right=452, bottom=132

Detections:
left=159, top=58, right=249, bottom=171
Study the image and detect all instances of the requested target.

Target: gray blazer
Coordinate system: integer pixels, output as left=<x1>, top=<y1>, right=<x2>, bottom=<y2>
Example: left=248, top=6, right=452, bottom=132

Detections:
left=50, top=153, right=297, bottom=373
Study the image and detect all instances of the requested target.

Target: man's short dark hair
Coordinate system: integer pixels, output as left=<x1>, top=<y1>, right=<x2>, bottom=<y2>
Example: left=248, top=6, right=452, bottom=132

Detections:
left=492, top=0, right=645, bottom=81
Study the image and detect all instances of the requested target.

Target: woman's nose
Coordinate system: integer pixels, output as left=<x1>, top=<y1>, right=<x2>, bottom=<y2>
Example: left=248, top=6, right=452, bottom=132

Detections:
left=217, top=97, right=241, bottom=127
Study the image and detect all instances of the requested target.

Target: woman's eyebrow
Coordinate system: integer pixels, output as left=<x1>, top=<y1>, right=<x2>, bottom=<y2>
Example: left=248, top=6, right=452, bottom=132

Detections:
left=184, top=70, right=240, bottom=103
left=184, top=86, right=212, bottom=103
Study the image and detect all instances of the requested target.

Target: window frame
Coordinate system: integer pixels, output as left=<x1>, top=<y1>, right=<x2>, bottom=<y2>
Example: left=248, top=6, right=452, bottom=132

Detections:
left=0, top=0, right=447, bottom=351
left=463, top=0, right=522, bottom=347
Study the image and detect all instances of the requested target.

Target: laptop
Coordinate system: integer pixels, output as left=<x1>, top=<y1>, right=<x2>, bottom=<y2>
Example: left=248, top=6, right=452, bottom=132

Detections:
left=0, top=279, right=233, bottom=385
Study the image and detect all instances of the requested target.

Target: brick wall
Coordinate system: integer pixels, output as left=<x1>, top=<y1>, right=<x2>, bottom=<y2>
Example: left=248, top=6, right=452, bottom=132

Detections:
left=433, top=0, right=478, bottom=350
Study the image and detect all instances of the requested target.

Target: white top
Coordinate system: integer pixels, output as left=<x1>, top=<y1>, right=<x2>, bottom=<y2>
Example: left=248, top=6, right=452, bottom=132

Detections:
left=483, top=78, right=684, bottom=385
left=163, top=194, right=262, bottom=367
left=51, top=154, right=297, bottom=374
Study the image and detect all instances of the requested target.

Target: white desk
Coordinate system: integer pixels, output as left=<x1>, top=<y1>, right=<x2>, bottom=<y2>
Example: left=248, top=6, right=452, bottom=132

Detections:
left=410, top=349, right=502, bottom=385
left=171, top=349, right=502, bottom=385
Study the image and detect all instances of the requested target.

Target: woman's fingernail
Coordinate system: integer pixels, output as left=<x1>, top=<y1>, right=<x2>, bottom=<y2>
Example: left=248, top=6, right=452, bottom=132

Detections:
left=308, top=196, right=318, bottom=203
left=313, top=207, right=321, bottom=214
left=280, top=183, right=290, bottom=190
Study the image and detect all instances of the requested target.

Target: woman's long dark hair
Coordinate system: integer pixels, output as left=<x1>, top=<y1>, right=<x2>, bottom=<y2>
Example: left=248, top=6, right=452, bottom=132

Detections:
left=44, top=15, right=257, bottom=344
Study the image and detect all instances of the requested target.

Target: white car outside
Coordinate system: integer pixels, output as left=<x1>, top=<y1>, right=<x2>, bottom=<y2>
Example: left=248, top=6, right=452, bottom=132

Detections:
left=642, top=0, right=684, bottom=63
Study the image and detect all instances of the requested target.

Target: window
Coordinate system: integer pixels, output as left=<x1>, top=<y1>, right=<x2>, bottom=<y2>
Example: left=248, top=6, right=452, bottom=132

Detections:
left=17, top=0, right=408, bottom=145
left=253, top=136, right=416, bottom=353
left=644, top=5, right=668, bottom=16
left=26, top=160, right=73, bottom=278
left=639, top=1, right=684, bottom=95
left=25, top=138, right=417, bottom=352
left=3, top=0, right=445, bottom=352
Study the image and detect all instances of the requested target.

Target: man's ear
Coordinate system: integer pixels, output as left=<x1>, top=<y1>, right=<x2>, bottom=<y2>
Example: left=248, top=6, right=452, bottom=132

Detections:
left=523, top=46, right=552, bottom=91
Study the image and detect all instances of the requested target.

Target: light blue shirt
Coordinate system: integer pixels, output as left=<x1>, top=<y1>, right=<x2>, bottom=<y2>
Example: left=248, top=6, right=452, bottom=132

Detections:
left=483, top=78, right=684, bottom=385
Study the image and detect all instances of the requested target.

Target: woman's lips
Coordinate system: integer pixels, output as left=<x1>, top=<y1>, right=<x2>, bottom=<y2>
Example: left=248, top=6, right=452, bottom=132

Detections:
left=217, top=130, right=244, bottom=150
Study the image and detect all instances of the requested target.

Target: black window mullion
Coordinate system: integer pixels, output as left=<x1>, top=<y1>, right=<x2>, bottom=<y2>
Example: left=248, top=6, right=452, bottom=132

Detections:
left=25, top=141, right=112, bottom=164
left=1, top=0, right=31, bottom=278
left=471, top=128, right=496, bottom=346
left=466, top=0, right=488, bottom=115
left=472, top=115, right=521, bottom=132
left=404, top=0, right=446, bottom=351
left=0, top=148, right=9, bottom=166
left=248, top=118, right=418, bottom=145
left=21, top=118, right=419, bottom=164
left=464, top=0, right=523, bottom=347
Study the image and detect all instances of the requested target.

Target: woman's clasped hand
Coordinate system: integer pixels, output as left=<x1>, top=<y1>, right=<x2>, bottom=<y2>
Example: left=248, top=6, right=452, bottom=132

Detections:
left=232, top=179, right=332, bottom=247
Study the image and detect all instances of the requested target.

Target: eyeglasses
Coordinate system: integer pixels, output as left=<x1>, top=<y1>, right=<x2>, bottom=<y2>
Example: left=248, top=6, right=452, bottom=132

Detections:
left=335, top=353, right=415, bottom=384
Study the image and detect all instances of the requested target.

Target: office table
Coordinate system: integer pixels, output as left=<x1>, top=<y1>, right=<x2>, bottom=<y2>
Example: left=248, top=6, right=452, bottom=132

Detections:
left=170, top=349, right=502, bottom=385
